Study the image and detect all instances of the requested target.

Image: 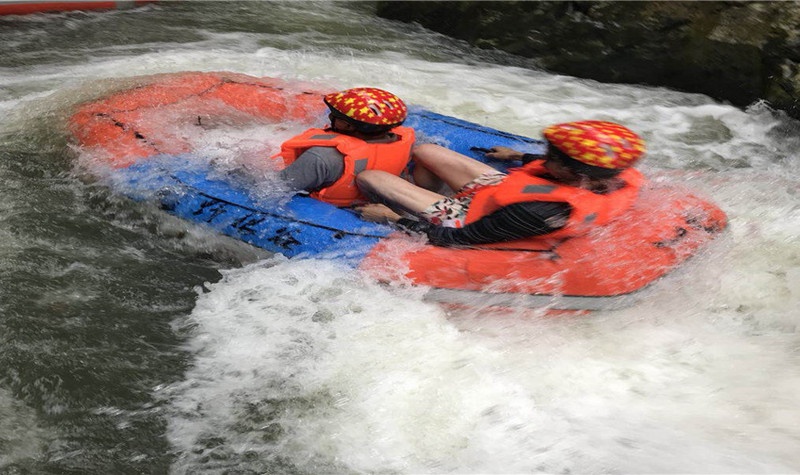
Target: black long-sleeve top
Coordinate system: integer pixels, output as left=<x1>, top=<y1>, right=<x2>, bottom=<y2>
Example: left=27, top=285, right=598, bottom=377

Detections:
left=395, top=153, right=574, bottom=247
left=396, top=201, right=571, bottom=246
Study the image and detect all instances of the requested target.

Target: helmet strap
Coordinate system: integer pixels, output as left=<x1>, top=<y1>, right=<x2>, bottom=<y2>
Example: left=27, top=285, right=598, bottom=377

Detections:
left=328, top=107, right=393, bottom=137
left=548, top=144, right=621, bottom=179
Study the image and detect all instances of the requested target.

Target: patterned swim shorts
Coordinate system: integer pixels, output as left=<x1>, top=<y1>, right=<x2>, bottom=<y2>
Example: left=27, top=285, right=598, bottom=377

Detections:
left=419, top=171, right=506, bottom=228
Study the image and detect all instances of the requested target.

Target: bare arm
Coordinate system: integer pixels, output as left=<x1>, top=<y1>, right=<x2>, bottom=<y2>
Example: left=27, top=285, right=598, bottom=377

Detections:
left=484, top=146, right=545, bottom=164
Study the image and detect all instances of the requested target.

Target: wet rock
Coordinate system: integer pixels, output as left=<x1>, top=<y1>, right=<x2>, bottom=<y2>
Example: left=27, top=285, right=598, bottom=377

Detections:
left=376, top=1, right=800, bottom=120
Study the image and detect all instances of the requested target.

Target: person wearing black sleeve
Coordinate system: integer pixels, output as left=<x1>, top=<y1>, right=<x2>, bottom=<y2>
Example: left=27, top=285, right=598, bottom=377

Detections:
left=354, top=121, right=647, bottom=247
left=395, top=201, right=571, bottom=246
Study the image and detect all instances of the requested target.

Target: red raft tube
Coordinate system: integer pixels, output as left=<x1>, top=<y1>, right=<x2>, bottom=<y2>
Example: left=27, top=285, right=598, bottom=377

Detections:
left=0, top=0, right=155, bottom=15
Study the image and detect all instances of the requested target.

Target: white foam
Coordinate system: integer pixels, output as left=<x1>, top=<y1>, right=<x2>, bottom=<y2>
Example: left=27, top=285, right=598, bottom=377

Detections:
left=0, top=387, right=48, bottom=467
left=159, top=255, right=798, bottom=473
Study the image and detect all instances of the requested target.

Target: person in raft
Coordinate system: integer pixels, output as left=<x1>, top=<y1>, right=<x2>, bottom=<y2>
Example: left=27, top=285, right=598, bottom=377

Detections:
left=276, top=87, right=415, bottom=207
left=354, top=120, right=646, bottom=246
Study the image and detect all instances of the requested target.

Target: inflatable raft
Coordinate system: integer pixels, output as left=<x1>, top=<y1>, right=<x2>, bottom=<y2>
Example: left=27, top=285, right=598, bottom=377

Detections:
left=68, top=71, right=727, bottom=311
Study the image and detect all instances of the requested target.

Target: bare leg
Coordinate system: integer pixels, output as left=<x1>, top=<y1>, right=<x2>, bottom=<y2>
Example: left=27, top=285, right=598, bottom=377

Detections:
left=357, top=170, right=445, bottom=214
left=411, top=160, right=446, bottom=193
left=411, top=143, right=498, bottom=192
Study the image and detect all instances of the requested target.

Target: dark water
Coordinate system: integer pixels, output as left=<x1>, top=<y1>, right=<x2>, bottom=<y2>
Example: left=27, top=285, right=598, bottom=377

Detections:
left=2, top=2, right=800, bottom=474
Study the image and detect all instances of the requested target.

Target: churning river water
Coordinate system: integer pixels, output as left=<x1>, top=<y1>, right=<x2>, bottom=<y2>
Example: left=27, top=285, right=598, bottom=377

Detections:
left=1, top=2, right=799, bottom=473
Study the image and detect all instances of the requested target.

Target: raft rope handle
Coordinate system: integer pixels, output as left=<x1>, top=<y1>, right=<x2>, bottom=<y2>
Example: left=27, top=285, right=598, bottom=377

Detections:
left=166, top=173, right=390, bottom=239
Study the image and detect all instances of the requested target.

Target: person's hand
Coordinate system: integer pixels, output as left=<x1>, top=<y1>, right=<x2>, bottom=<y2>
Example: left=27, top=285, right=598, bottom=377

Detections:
left=355, top=203, right=402, bottom=223
left=484, top=146, right=525, bottom=161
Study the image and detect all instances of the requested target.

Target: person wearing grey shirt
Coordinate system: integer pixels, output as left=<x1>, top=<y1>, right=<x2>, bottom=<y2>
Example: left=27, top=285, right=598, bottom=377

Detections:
left=279, top=146, right=346, bottom=192
left=276, top=87, right=414, bottom=205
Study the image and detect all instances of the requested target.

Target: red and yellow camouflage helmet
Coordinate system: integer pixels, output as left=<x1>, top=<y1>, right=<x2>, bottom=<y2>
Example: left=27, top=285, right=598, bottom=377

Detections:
left=543, top=120, right=646, bottom=170
left=324, top=87, right=407, bottom=128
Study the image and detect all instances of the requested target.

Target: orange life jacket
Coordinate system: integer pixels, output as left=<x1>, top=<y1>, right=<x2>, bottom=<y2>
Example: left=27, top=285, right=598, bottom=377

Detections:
left=465, top=160, right=644, bottom=240
left=278, top=126, right=415, bottom=206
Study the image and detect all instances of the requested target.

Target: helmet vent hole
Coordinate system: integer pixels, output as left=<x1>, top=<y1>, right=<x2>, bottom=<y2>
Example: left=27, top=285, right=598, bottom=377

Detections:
left=368, top=104, right=382, bottom=116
